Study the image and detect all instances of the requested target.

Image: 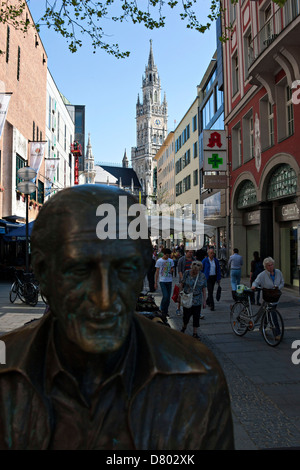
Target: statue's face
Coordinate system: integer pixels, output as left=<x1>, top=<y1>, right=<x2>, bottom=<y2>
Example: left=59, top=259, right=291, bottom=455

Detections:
left=47, top=225, right=145, bottom=354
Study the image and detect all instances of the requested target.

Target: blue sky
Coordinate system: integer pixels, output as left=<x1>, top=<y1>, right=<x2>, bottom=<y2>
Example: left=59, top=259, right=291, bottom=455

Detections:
left=28, top=1, right=217, bottom=165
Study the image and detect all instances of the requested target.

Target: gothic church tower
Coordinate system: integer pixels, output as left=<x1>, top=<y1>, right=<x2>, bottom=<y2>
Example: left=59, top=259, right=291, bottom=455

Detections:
left=131, top=40, right=168, bottom=198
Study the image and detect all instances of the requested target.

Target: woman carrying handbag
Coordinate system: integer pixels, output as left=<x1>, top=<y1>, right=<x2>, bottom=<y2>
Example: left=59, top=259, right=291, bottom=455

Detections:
left=180, top=261, right=207, bottom=339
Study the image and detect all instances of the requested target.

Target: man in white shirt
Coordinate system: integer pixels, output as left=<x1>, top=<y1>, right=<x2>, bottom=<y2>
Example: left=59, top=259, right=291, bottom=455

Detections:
left=155, top=248, right=174, bottom=319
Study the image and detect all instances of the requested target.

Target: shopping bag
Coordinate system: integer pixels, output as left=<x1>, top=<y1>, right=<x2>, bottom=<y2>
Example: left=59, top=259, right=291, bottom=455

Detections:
left=216, top=284, right=222, bottom=301
left=172, top=284, right=180, bottom=303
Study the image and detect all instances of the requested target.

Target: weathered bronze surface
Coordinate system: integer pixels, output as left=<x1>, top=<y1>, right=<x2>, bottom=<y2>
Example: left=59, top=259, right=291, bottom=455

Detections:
left=0, top=185, right=234, bottom=450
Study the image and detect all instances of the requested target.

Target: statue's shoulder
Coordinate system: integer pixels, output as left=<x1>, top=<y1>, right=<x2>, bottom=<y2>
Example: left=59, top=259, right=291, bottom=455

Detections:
left=134, top=314, right=221, bottom=376
left=0, top=314, right=51, bottom=371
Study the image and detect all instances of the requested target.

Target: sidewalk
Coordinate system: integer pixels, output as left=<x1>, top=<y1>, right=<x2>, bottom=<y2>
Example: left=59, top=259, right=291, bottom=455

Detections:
left=1, top=277, right=300, bottom=449
left=0, top=282, right=46, bottom=335
left=149, top=274, right=300, bottom=450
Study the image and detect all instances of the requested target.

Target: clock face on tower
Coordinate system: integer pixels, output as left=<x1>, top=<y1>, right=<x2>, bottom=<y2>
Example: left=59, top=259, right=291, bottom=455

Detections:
left=155, top=119, right=161, bottom=125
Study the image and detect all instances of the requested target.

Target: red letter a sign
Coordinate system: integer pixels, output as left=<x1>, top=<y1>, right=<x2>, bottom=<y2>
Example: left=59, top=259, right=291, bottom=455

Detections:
left=207, top=131, right=222, bottom=148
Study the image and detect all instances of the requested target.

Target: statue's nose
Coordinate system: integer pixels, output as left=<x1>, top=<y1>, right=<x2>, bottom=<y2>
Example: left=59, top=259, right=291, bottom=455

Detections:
left=89, top=264, right=114, bottom=310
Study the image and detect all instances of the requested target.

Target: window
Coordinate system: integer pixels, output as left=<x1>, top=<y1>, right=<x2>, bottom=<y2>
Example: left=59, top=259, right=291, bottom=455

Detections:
left=193, top=169, right=198, bottom=186
left=276, top=78, right=294, bottom=141
left=229, top=1, right=236, bottom=24
left=244, top=30, right=253, bottom=76
left=284, top=0, right=299, bottom=24
left=286, top=85, right=294, bottom=136
left=232, top=53, right=239, bottom=95
left=242, top=109, right=253, bottom=162
left=232, top=122, right=242, bottom=169
left=250, top=116, right=254, bottom=158
left=16, top=154, right=25, bottom=188
left=64, top=125, right=67, bottom=151
left=264, top=4, right=273, bottom=40
left=237, top=181, right=257, bottom=209
left=176, top=181, right=182, bottom=196
left=57, top=112, right=60, bottom=143
left=193, top=141, right=198, bottom=159
left=48, top=95, right=52, bottom=128
left=202, top=92, right=215, bottom=128
left=17, top=46, right=21, bottom=81
left=6, top=26, right=10, bottom=63
left=193, top=115, right=197, bottom=132
left=268, top=102, right=274, bottom=146
left=182, top=175, right=191, bottom=192
left=267, top=164, right=297, bottom=200
left=33, top=122, right=35, bottom=141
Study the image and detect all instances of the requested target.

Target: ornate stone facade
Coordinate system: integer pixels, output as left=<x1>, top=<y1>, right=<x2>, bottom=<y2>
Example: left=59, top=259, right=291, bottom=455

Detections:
left=131, top=40, right=168, bottom=199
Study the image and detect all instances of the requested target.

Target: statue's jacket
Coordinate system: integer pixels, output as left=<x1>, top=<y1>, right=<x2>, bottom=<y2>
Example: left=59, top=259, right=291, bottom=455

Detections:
left=0, top=312, right=234, bottom=450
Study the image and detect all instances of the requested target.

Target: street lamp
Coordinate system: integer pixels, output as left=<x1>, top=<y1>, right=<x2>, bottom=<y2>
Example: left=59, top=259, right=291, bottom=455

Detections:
left=17, top=166, right=37, bottom=273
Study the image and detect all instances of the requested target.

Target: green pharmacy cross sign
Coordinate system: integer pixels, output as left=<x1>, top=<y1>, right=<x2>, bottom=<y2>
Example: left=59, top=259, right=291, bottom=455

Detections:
left=208, top=153, right=223, bottom=169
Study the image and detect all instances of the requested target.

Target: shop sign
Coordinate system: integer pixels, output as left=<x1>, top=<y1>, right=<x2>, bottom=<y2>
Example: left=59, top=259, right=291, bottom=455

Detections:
left=203, top=130, right=227, bottom=172
left=275, top=203, right=300, bottom=222
left=203, top=175, right=227, bottom=189
left=243, top=210, right=260, bottom=226
left=203, top=130, right=227, bottom=150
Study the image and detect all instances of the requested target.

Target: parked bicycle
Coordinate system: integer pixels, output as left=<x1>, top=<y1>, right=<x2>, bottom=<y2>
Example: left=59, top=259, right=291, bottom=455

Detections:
left=219, top=258, right=229, bottom=278
left=9, top=268, right=39, bottom=307
left=230, top=284, right=284, bottom=347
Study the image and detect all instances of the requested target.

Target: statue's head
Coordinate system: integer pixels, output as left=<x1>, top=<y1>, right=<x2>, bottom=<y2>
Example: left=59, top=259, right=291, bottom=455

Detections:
left=31, top=184, right=152, bottom=354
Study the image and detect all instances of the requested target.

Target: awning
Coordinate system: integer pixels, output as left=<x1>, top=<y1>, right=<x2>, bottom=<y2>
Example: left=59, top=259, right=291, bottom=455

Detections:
left=147, top=215, right=215, bottom=239
left=3, top=221, right=35, bottom=241
left=0, top=219, right=23, bottom=235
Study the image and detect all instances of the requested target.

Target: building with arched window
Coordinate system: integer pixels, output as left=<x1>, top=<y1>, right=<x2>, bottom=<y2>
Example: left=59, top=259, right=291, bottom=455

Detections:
left=222, top=0, right=300, bottom=287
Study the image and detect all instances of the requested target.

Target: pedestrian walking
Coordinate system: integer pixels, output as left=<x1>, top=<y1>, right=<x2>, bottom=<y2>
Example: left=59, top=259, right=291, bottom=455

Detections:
left=228, top=248, right=243, bottom=300
left=171, top=247, right=181, bottom=277
left=154, top=248, right=174, bottom=320
left=250, top=251, right=264, bottom=305
left=202, top=248, right=221, bottom=311
left=177, top=249, right=195, bottom=281
left=147, top=245, right=157, bottom=292
left=180, top=261, right=207, bottom=339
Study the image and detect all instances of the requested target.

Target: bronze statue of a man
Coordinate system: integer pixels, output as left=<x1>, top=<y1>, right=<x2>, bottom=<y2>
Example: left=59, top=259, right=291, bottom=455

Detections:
left=0, top=185, right=234, bottom=450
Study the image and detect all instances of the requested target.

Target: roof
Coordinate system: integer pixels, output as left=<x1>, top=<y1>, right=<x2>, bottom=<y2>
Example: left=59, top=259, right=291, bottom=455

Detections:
left=95, top=165, right=142, bottom=189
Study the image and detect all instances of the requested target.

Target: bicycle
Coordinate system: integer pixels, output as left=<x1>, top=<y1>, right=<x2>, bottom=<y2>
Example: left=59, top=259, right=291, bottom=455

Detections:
left=219, top=258, right=229, bottom=278
left=230, top=285, right=284, bottom=347
left=9, top=268, right=39, bottom=307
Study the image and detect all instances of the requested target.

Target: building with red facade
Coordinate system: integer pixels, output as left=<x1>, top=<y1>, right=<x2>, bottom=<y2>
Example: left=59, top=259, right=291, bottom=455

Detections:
left=222, top=0, right=300, bottom=288
left=0, top=2, right=48, bottom=266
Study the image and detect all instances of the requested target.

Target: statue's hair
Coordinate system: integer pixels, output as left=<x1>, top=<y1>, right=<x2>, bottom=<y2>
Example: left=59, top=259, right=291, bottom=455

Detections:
left=31, top=184, right=152, bottom=272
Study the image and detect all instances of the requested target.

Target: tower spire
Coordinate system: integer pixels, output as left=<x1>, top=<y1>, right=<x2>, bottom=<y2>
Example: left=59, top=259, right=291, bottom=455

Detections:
left=148, top=39, right=154, bottom=68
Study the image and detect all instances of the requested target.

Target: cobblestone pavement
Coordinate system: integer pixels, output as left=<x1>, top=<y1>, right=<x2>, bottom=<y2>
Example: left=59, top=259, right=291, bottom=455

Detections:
left=1, top=275, right=300, bottom=450
left=149, top=275, right=300, bottom=450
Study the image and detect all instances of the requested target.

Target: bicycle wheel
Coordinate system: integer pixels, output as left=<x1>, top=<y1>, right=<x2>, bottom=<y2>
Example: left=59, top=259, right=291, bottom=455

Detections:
left=9, top=282, right=18, bottom=303
left=261, top=309, right=284, bottom=347
left=230, top=302, right=249, bottom=336
left=24, top=283, right=38, bottom=307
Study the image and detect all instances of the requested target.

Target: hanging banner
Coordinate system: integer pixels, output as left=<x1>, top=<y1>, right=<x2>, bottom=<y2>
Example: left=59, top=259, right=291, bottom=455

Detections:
left=0, top=93, right=12, bottom=141
left=29, top=141, right=47, bottom=179
left=45, top=158, right=59, bottom=197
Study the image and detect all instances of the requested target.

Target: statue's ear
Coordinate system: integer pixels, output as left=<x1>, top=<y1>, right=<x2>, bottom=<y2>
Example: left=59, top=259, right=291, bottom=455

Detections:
left=32, top=250, right=50, bottom=297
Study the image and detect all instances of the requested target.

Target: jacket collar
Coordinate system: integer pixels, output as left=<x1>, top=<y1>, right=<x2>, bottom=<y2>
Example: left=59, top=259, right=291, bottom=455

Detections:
left=0, top=312, right=209, bottom=399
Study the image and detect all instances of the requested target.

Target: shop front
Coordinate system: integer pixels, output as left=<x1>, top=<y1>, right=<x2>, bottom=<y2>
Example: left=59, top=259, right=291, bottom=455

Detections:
left=275, top=202, right=300, bottom=288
